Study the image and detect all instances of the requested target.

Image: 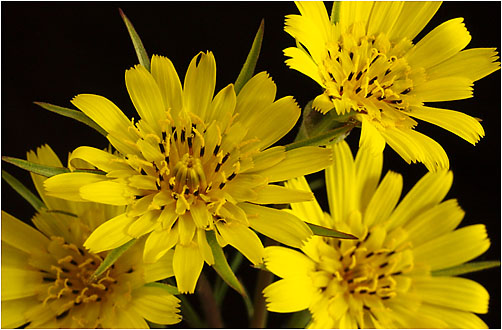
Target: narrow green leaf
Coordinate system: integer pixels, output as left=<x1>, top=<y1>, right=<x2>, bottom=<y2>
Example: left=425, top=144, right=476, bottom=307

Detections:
left=205, top=230, right=246, bottom=296
left=431, top=261, right=500, bottom=277
left=330, top=1, right=341, bottom=24
left=144, top=282, right=180, bottom=295
left=2, top=156, right=106, bottom=177
left=119, top=8, right=150, bottom=71
left=34, top=102, right=107, bottom=137
left=46, top=209, right=78, bottom=218
left=285, top=124, right=356, bottom=151
left=2, top=170, right=45, bottom=211
left=306, top=222, right=357, bottom=239
left=90, top=239, right=136, bottom=281
left=234, top=19, right=265, bottom=95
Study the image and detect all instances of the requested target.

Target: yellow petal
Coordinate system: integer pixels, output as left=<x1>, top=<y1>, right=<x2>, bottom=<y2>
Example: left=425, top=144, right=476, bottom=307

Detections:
left=127, top=211, right=158, bottom=238
left=248, top=146, right=286, bottom=173
left=413, top=77, right=473, bottom=102
left=242, top=203, right=312, bottom=249
left=173, top=243, right=204, bottom=294
left=413, top=276, right=489, bottom=314
left=284, top=47, right=323, bottom=85
left=71, top=94, right=132, bottom=137
left=263, top=277, right=314, bottom=313
left=190, top=200, right=212, bottom=228
left=84, top=213, right=135, bottom=253
left=364, top=171, right=402, bottom=227
left=366, top=2, right=404, bottom=37
left=1, top=211, right=49, bottom=254
left=196, top=228, right=214, bottom=265
left=359, top=117, right=386, bottom=155
left=143, top=227, right=178, bottom=264
left=354, top=142, right=383, bottom=211
left=409, top=105, right=485, bottom=145
left=69, top=146, right=130, bottom=172
left=338, top=1, right=373, bottom=33
left=419, top=303, right=488, bottom=329
left=144, top=249, right=175, bottom=283
left=44, top=172, right=107, bottom=202
left=407, top=18, right=471, bottom=70
left=251, top=184, right=313, bottom=204
left=183, top=51, right=216, bottom=120
left=130, top=286, right=181, bottom=325
left=387, top=169, right=452, bottom=230
left=259, top=146, right=332, bottom=182
left=285, top=176, right=324, bottom=226
left=125, top=64, right=165, bottom=134
left=1, top=297, right=39, bottom=328
left=206, top=84, right=236, bottom=130
left=413, top=224, right=490, bottom=271
left=215, top=220, right=264, bottom=265
left=151, top=55, right=183, bottom=115
left=427, top=48, right=500, bottom=82
left=2, top=267, right=42, bottom=300
left=264, top=246, right=315, bottom=279
left=235, top=72, right=276, bottom=124
left=178, top=213, right=196, bottom=245
left=388, top=2, right=441, bottom=41
left=80, top=181, right=135, bottom=205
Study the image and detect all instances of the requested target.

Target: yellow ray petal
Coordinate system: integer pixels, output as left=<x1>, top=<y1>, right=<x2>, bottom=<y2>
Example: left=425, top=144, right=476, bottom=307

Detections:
left=1, top=297, right=39, bottom=328
left=235, top=72, right=276, bottom=124
left=248, top=146, right=286, bottom=173
left=127, top=211, right=158, bottom=238
left=206, top=84, right=236, bottom=130
left=284, top=47, right=323, bottom=85
left=413, top=77, right=473, bottom=102
left=364, top=170, right=402, bottom=227
left=125, top=64, right=165, bottom=134
left=2, top=267, right=42, bottom=300
left=151, top=55, right=183, bottom=115
left=409, top=105, right=485, bottom=145
left=143, top=227, right=178, bottom=264
left=173, top=243, right=204, bottom=294
left=413, top=276, right=489, bottom=314
left=260, top=146, right=332, bottom=183
left=413, top=224, right=490, bottom=271
left=263, top=277, right=314, bottom=313
left=338, top=1, right=373, bottom=33
left=130, top=286, right=181, bottom=325
left=196, top=228, right=214, bottom=265
left=80, top=181, right=135, bottom=205
left=407, top=18, right=471, bottom=70
left=183, top=51, right=216, bottom=121
left=388, top=2, right=441, bottom=41
left=1, top=211, right=49, bottom=254
left=84, top=213, right=135, bottom=253
left=251, top=184, right=313, bottom=205
left=366, top=1, right=404, bottom=37
left=144, top=249, right=175, bottom=283
left=265, top=246, right=316, bottom=279
left=419, top=303, right=488, bottom=329
left=44, top=172, right=107, bottom=202
left=215, top=220, right=264, bottom=265
left=242, top=203, right=312, bottom=249
left=354, top=142, right=383, bottom=211
left=69, top=146, right=130, bottom=172
left=286, top=176, right=324, bottom=226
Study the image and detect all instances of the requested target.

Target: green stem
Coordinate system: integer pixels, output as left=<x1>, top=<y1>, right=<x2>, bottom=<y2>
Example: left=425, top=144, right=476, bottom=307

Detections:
left=250, top=268, right=274, bottom=328
left=196, top=272, right=224, bottom=328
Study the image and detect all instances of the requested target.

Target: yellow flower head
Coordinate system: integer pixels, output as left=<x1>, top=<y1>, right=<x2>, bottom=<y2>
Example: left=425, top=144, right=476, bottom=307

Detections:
left=44, top=52, right=333, bottom=293
left=285, top=1, right=500, bottom=171
left=263, top=141, right=491, bottom=328
left=2, top=145, right=181, bottom=328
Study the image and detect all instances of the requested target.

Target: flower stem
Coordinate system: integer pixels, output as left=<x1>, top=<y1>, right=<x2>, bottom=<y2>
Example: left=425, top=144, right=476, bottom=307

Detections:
left=250, top=268, right=274, bottom=328
left=196, top=272, right=224, bottom=328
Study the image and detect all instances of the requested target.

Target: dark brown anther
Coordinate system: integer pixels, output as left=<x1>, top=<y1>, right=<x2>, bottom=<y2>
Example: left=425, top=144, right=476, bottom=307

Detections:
left=140, top=168, right=147, bottom=175
left=221, top=153, right=230, bottom=164
left=200, top=146, right=205, bottom=157
left=401, top=88, right=411, bottom=95
left=355, top=71, right=363, bottom=80
left=215, top=163, right=222, bottom=172
left=159, top=143, right=165, bottom=154
left=385, top=68, right=391, bottom=76
left=348, top=72, right=354, bottom=81
left=181, top=129, right=186, bottom=143
left=368, top=77, right=377, bottom=85
left=355, top=87, right=362, bottom=94
left=227, top=172, right=236, bottom=181
left=379, top=262, right=389, bottom=269
left=219, top=182, right=226, bottom=189
left=213, top=144, right=220, bottom=156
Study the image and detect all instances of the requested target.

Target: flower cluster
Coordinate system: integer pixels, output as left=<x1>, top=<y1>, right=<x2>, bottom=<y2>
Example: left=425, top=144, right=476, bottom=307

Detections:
left=2, top=1, right=499, bottom=329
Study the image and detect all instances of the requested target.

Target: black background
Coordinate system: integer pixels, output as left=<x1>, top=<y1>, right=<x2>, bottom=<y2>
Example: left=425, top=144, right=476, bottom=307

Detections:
left=2, top=2, right=500, bottom=328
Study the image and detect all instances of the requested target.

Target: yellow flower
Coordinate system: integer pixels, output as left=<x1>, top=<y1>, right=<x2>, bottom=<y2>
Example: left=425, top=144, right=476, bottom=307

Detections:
left=44, top=52, right=332, bottom=293
left=2, top=145, right=181, bottom=328
left=284, top=1, right=500, bottom=171
left=263, top=141, right=491, bottom=328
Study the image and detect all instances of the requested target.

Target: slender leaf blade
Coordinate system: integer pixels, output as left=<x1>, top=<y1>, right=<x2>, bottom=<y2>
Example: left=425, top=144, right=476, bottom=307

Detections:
left=34, top=102, right=107, bottom=137
left=206, top=230, right=246, bottom=296
left=2, top=156, right=105, bottom=177
left=234, top=19, right=265, bottom=94
left=144, top=282, right=180, bottom=295
left=330, top=1, right=341, bottom=24
left=285, top=124, right=355, bottom=151
left=2, top=170, right=45, bottom=211
left=91, top=239, right=136, bottom=280
left=306, top=222, right=357, bottom=239
left=431, top=261, right=500, bottom=277
left=119, top=8, right=150, bottom=71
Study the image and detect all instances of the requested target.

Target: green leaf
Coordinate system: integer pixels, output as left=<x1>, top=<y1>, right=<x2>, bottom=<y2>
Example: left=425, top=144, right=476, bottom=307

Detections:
left=144, top=282, right=180, bottom=295
left=286, top=124, right=355, bottom=151
left=205, top=230, right=246, bottom=296
left=330, top=1, right=341, bottom=24
left=2, top=156, right=106, bottom=177
left=34, top=102, right=107, bottom=137
left=119, top=8, right=150, bottom=71
left=2, top=170, right=45, bottom=211
left=90, top=239, right=136, bottom=281
left=431, top=261, right=500, bottom=277
left=306, top=222, right=357, bottom=239
left=234, top=19, right=265, bottom=95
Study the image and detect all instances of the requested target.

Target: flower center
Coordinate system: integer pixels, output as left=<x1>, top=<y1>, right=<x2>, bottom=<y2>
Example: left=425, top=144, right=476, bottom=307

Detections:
left=312, top=229, right=413, bottom=318
left=320, top=22, right=423, bottom=128
left=41, top=237, right=118, bottom=318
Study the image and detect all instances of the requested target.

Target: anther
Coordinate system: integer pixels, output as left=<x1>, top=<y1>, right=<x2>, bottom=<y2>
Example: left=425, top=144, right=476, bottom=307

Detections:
left=385, top=68, right=391, bottom=76
left=221, top=153, right=230, bottom=164
left=140, top=168, right=147, bottom=175
left=162, top=131, right=167, bottom=140
left=61, top=267, right=70, bottom=273
left=401, top=88, right=411, bottom=95
left=370, top=55, right=380, bottom=65
left=348, top=72, right=354, bottom=81
left=155, top=181, right=161, bottom=190
left=355, top=241, right=361, bottom=248
left=391, top=271, right=402, bottom=276
left=339, top=86, right=344, bottom=94
left=188, top=136, right=193, bottom=148
left=173, top=131, right=178, bottom=141
left=365, top=252, right=374, bottom=258
left=72, top=289, right=79, bottom=294
left=355, top=71, right=363, bottom=81
left=390, top=99, right=402, bottom=104
left=369, top=291, right=376, bottom=295
left=159, top=143, right=165, bottom=154
left=227, top=172, right=236, bottom=181
left=181, top=130, right=186, bottom=143
left=355, top=87, right=362, bottom=94
left=349, top=52, right=354, bottom=60
left=165, top=156, right=170, bottom=164
left=368, top=77, right=377, bottom=85
left=127, top=268, right=134, bottom=273
left=387, top=251, right=395, bottom=257
left=184, top=187, right=190, bottom=195
left=213, top=144, right=220, bottom=156
left=381, top=285, right=391, bottom=289
left=200, top=146, right=205, bottom=157
left=43, top=277, right=55, bottom=282
left=328, top=72, right=336, bottom=82
left=378, top=274, right=385, bottom=280
left=56, top=310, right=70, bottom=320
left=194, top=190, right=199, bottom=196
left=70, top=260, right=78, bottom=266
left=219, top=182, right=226, bottom=189
left=359, top=289, right=368, bottom=294
left=379, top=262, right=389, bottom=269
left=377, top=96, right=385, bottom=101
left=363, top=305, right=371, bottom=310
left=381, top=296, right=391, bottom=300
